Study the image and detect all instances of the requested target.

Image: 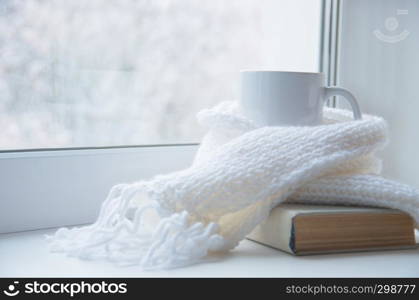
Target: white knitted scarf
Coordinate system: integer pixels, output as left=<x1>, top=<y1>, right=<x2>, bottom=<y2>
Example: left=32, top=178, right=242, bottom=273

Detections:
left=48, top=101, right=419, bottom=270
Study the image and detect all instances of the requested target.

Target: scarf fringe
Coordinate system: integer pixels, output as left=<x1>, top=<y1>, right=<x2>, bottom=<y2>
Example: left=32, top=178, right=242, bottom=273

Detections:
left=47, top=183, right=224, bottom=270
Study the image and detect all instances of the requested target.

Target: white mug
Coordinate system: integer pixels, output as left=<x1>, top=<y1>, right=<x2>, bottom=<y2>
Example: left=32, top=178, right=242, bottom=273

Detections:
left=240, top=70, right=362, bottom=126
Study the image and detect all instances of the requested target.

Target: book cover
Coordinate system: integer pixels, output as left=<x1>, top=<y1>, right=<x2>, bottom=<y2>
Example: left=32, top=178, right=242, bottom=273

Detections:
left=247, top=204, right=417, bottom=255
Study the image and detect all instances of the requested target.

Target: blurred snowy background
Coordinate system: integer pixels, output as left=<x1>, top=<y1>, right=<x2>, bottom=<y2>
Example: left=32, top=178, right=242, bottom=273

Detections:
left=0, top=0, right=321, bottom=150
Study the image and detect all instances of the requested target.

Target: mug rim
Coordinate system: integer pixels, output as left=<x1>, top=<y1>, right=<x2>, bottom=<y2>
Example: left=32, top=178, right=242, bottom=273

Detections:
left=240, top=69, right=323, bottom=75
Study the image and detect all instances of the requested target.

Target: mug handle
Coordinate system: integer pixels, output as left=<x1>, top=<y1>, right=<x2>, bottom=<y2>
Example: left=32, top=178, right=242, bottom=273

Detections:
left=324, top=87, right=362, bottom=120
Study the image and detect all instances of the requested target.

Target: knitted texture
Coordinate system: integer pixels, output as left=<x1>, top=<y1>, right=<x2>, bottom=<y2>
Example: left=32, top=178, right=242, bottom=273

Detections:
left=47, top=101, right=419, bottom=269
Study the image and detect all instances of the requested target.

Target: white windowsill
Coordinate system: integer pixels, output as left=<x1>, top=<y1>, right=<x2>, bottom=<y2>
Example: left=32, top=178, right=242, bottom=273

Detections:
left=1, top=228, right=419, bottom=277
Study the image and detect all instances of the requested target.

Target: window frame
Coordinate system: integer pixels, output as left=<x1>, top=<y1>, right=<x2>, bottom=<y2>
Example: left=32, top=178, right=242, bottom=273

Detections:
left=0, top=144, right=198, bottom=233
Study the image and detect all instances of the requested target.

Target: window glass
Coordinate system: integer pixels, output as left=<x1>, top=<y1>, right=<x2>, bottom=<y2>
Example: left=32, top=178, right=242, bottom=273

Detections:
left=0, top=0, right=321, bottom=150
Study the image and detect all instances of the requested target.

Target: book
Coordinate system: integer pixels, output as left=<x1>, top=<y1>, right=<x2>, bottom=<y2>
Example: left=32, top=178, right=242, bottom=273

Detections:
left=247, top=204, right=417, bottom=255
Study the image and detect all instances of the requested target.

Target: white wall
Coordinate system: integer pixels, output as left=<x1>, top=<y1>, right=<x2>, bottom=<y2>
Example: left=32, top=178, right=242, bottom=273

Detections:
left=338, top=0, right=419, bottom=188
